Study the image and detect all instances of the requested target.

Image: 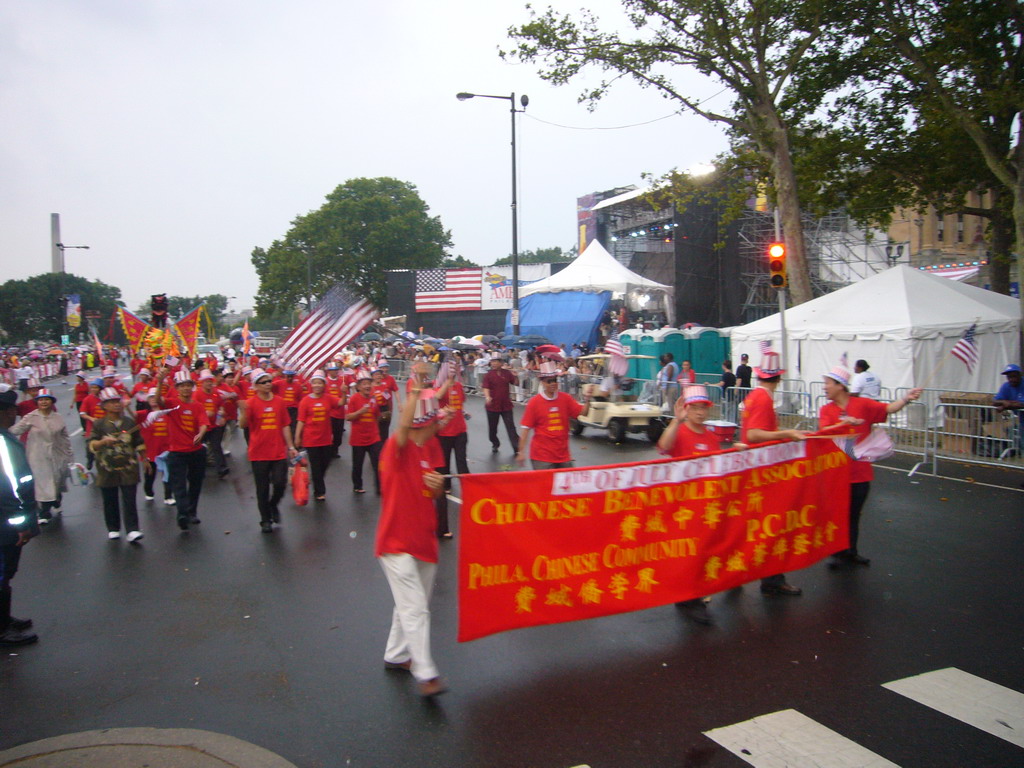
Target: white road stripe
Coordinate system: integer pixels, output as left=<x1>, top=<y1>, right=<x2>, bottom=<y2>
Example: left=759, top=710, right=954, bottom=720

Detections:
left=704, top=709, right=901, bottom=768
left=883, top=667, right=1024, bottom=748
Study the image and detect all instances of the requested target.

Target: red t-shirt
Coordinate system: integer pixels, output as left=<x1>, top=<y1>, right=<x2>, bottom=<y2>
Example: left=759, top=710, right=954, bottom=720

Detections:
left=740, top=387, right=777, bottom=443
left=163, top=396, right=210, bottom=453
left=245, top=395, right=291, bottom=461
left=297, top=394, right=338, bottom=447
left=17, top=400, right=38, bottom=418
left=820, top=397, right=889, bottom=483
left=325, top=376, right=348, bottom=418
left=131, top=380, right=152, bottom=405
left=372, top=383, right=394, bottom=414
left=521, top=392, right=583, bottom=463
left=667, top=423, right=717, bottom=459
left=79, top=394, right=106, bottom=437
left=195, top=388, right=224, bottom=425
left=73, top=381, right=89, bottom=404
left=141, top=412, right=170, bottom=457
left=346, top=392, right=380, bottom=446
left=675, top=369, right=697, bottom=385
left=272, top=378, right=306, bottom=408
left=438, top=381, right=467, bottom=436
left=374, top=437, right=440, bottom=563
left=218, top=384, right=240, bottom=420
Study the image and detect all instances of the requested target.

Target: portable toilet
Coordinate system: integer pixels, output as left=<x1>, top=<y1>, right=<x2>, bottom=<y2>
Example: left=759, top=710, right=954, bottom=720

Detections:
left=685, top=327, right=731, bottom=376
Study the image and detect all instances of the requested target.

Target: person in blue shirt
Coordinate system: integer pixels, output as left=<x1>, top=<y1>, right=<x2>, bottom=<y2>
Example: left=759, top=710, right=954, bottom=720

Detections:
left=994, top=363, right=1024, bottom=452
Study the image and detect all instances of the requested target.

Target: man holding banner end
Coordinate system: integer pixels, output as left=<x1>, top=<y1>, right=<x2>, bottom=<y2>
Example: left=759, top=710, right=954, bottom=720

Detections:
left=516, top=361, right=586, bottom=470
left=375, top=381, right=451, bottom=697
left=740, top=347, right=809, bottom=596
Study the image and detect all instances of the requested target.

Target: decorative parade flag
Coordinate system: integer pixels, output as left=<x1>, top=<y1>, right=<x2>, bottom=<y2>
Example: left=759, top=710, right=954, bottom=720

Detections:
left=241, top=319, right=253, bottom=354
left=606, top=331, right=628, bottom=376
left=91, top=328, right=104, bottom=364
left=174, top=305, right=204, bottom=357
left=118, top=307, right=152, bottom=353
left=278, top=283, right=378, bottom=375
left=66, top=294, right=82, bottom=328
left=950, top=323, right=979, bottom=374
left=415, top=268, right=483, bottom=312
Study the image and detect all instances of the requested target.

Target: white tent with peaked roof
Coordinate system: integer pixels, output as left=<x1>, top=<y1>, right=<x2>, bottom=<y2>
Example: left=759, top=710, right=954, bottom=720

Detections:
left=729, top=265, right=1021, bottom=393
left=521, top=239, right=675, bottom=323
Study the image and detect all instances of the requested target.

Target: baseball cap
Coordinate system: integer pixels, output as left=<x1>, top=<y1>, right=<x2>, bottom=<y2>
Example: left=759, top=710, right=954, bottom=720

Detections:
left=1001, top=364, right=1021, bottom=375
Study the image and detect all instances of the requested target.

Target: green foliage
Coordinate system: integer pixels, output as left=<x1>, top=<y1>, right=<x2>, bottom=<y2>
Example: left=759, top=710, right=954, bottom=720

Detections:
left=253, top=177, right=452, bottom=316
left=442, top=255, right=479, bottom=268
left=0, top=272, right=123, bottom=344
left=492, top=245, right=576, bottom=266
left=136, top=294, right=230, bottom=324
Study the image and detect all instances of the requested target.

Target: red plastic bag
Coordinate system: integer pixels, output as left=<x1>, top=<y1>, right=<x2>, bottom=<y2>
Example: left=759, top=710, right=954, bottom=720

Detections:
left=291, top=462, right=310, bottom=506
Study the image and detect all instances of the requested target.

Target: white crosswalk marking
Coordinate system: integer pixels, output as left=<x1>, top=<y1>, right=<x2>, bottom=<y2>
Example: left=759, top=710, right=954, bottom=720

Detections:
left=883, top=667, right=1024, bottom=748
left=703, top=709, right=901, bottom=768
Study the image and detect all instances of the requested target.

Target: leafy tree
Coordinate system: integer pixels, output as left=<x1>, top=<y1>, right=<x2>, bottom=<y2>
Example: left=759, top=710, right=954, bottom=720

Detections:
left=492, top=245, right=577, bottom=266
left=506, top=0, right=850, bottom=305
left=0, top=272, right=123, bottom=345
left=253, top=177, right=452, bottom=316
left=442, top=255, right=479, bottom=268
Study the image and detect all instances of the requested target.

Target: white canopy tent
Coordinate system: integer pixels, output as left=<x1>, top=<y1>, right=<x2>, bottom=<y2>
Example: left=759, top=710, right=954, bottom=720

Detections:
left=521, top=240, right=676, bottom=324
left=730, top=265, right=1021, bottom=393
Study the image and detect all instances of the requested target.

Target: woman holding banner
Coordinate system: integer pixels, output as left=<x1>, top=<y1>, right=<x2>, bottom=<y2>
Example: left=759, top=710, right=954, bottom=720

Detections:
left=819, top=362, right=921, bottom=569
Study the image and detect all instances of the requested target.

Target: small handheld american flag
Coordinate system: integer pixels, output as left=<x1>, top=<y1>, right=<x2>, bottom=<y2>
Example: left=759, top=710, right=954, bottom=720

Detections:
left=606, top=331, right=628, bottom=377
left=950, top=323, right=979, bottom=374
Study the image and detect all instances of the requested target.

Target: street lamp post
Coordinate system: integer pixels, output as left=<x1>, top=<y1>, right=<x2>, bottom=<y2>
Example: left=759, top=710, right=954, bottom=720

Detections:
left=456, top=91, right=529, bottom=335
left=56, top=242, right=90, bottom=340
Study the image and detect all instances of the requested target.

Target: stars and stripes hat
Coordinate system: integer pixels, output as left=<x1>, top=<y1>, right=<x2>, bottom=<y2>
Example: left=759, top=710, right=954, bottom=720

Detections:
left=174, top=369, right=194, bottom=385
left=412, top=388, right=442, bottom=428
left=823, top=361, right=852, bottom=388
left=537, top=361, right=563, bottom=378
left=99, top=387, right=122, bottom=402
left=250, top=368, right=272, bottom=384
left=309, top=370, right=327, bottom=383
left=34, top=388, right=56, bottom=402
left=754, top=350, right=785, bottom=380
left=682, top=384, right=712, bottom=405
left=198, top=369, right=215, bottom=381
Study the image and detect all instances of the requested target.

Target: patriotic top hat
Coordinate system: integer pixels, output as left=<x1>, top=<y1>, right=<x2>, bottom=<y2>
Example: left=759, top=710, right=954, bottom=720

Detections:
left=174, top=369, right=194, bottom=385
left=823, top=362, right=851, bottom=388
left=250, top=368, right=271, bottom=384
left=35, top=388, right=56, bottom=402
left=682, top=384, right=712, bottom=405
left=412, top=388, right=442, bottom=428
left=309, top=370, right=326, bottom=383
left=537, top=361, right=563, bottom=378
left=99, top=387, right=122, bottom=402
left=754, top=350, right=785, bottom=380
left=198, top=369, right=215, bottom=381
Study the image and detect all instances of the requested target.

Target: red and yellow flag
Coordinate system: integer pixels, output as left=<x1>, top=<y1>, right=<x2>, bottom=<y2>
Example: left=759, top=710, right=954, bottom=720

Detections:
left=117, top=307, right=153, bottom=353
left=457, top=438, right=851, bottom=642
left=173, top=305, right=204, bottom=357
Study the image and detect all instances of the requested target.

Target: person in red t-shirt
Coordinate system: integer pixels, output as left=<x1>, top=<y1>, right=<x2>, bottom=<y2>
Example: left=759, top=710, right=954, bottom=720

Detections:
left=130, top=369, right=154, bottom=416
left=72, top=372, right=90, bottom=429
left=271, top=370, right=306, bottom=440
left=295, top=371, right=339, bottom=501
left=516, top=362, right=585, bottom=470
left=240, top=369, right=297, bottom=533
left=79, top=379, right=106, bottom=470
left=139, top=390, right=173, bottom=504
left=324, top=363, right=349, bottom=458
left=375, top=378, right=449, bottom=697
left=195, top=370, right=229, bottom=479
left=346, top=376, right=381, bottom=493
left=434, top=362, right=468, bottom=538
left=371, top=369, right=395, bottom=440
left=658, top=384, right=720, bottom=624
left=675, top=359, right=697, bottom=386
left=819, top=363, right=921, bottom=568
left=156, top=367, right=210, bottom=531
left=739, top=350, right=807, bottom=596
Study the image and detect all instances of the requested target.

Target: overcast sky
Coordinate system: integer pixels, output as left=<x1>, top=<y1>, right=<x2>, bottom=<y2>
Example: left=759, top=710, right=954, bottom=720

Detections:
left=0, top=0, right=729, bottom=314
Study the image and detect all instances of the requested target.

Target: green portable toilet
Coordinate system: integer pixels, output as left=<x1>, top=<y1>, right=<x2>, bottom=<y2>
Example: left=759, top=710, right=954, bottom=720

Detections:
left=686, top=328, right=731, bottom=377
left=620, top=329, right=658, bottom=379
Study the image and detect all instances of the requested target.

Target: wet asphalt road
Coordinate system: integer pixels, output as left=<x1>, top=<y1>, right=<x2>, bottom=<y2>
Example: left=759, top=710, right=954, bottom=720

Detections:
left=1, top=374, right=1022, bottom=768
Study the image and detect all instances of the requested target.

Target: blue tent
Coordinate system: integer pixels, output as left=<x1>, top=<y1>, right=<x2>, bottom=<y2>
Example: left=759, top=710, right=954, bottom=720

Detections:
left=505, top=291, right=610, bottom=348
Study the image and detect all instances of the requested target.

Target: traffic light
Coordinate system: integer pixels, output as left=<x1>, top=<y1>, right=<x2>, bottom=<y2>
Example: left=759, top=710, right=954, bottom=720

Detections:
left=768, top=242, right=787, bottom=289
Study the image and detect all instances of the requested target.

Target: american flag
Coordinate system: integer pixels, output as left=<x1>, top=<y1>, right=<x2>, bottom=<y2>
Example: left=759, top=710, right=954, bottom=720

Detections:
left=950, top=323, right=979, bottom=374
left=606, top=331, right=628, bottom=376
left=277, top=284, right=378, bottom=376
left=415, top=268, right=482, bottom=312
left=759, top=340, right=772, bottom=354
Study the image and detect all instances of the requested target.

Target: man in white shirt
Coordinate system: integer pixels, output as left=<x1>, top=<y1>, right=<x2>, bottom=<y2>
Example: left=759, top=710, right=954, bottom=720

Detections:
left=849, top=360, right=882, bottom=399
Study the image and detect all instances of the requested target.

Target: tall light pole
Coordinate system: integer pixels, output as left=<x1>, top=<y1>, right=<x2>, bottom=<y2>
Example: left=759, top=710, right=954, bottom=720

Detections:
left=456, top=91, right=528, bottom=335
left=56, top=242, right=90, bottom=341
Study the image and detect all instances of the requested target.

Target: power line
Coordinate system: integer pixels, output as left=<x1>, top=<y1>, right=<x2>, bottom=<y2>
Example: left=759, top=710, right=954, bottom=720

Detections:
left=523, top=87, right=731, bottom=131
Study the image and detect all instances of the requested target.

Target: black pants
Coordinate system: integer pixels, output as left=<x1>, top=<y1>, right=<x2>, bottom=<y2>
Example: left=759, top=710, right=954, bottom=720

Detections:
left=436, top=432, right=470, bottom=536
left=487, top=410, right=519, bottom=452
left=166, top=447, right=207, bottom=523
left=330, top=417, right=346, bottom=457
left=378, top=412, right=392, bottom=441
left=205, top=425, right=227, bottom=474
left=101, top=484, right=139, bottom=533
left=143, top=465, right=172, bottom=500
left=286, top=408, right=299, bottom=441
left=306, top=445, right=333, bottom=497
left=252, top=459, right=287, bottom=524
left=38, top=493, right=63, bottom=519
left=0, top=542, right=23, bottom=630
left=351, top=442, right=381, bottom=492
left=846, top=481, right=871, bottom=555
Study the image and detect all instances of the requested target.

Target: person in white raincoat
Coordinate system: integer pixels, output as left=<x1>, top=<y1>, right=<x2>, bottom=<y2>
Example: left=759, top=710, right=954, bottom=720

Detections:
left=10, top=389, right=72, bottom=523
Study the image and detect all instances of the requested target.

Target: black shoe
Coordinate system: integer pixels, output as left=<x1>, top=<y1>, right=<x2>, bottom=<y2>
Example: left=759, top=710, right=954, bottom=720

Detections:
left=676, top=599, right=713, bottom=625
left=491, top=446, right=500, bottom=453
left=260, top=522, right=273, bottom=533
left=0, top=627, right=38, bottom=647
left=761, top=582, right=802, bottom=596
left=271, top=509, right=280, bottom=524
left=177, top=516, right=189, bottom=530
left=218, top=468, right=230, bottom=479
left=9, top=616, right=32, bottom=631
left=189, top=516, right=201, bottom=525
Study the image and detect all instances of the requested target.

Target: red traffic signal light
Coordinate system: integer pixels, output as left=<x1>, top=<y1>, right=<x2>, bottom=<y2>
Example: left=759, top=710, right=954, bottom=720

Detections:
left=768, top=242, right=787, bottom=288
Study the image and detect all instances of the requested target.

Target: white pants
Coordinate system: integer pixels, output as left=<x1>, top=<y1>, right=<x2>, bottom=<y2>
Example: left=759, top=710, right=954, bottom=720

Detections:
left=379, top=553, right=438, bottom=683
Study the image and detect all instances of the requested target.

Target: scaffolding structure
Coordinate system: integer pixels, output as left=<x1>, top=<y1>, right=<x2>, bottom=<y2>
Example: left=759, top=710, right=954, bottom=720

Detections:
left=737, top=208, right=892, bottom=323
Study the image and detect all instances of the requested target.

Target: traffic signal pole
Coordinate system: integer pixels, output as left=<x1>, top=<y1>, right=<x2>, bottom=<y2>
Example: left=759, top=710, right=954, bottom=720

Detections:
left=774, top=208, right=788, bottom=377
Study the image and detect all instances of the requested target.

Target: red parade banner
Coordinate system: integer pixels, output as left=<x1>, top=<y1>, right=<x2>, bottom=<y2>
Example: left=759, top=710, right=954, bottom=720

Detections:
left=457, top=438, right=851, bottom=642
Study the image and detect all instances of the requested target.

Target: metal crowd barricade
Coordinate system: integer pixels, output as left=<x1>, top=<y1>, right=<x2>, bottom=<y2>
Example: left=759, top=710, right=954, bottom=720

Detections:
left=929, top=402, right=1023, bottom=473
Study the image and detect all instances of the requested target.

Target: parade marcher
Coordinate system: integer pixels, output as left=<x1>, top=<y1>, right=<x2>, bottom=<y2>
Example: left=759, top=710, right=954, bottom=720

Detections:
left=0, top=386, right=40, bottom=647
left=89, top=387, right=146, bottom=542
left=72, top=372, right=90, bottom=429
left=371, top=368, right=395, bottom=440
left=346, top=374, right=382, bottom=494
left=482, top=356, right=519, bottom=454
left=375, top=381, right=449, bottom=697
left=239, top=369, right=297, bottom=533
left=516, top=361, right=586, bottom=470
left=17, top=380, right=42, bottom=420
left=139, top=390, right=173, bottom=504
left=324, top=362, right=349, bottom=458
left=849, top=360, right=882, bottom=399
left=79, top=378, right=106, bottom=470
left=295, top=371, right=338, bottom=502
left=272, top=369, right=305, bottom=440
left=820, top=361, right=921, bottom=568
left=435, top=361, right=469, bottom=539
left=157, top=367, right=210, bottom=531
left=195, top=370, right=229, bottom=479
left=740, top=349, right=808, bottom=596
left=130, top=368, right=154, bottom=415
left=10, top=389, right=71, bottom=525
left=657, top=384, right=719, bottom=624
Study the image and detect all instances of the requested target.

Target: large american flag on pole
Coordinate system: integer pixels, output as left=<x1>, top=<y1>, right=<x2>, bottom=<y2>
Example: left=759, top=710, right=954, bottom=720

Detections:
left=950, top=322, right=979, bottom=374
left=415, top=268, right=483, bottom=312
left=277, top=284, right=378, bottom=375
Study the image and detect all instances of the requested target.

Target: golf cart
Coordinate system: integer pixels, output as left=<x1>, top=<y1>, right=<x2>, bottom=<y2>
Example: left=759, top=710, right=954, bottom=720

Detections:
left=570, top=354, right=665, bottom=443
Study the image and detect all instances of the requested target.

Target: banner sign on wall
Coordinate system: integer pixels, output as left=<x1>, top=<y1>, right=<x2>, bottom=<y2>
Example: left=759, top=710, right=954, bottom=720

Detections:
left=480, top=264, right=551, bottom=310
left=66, top=294, right=82, bottom=328
left=457, top=439, right=851, bottom=642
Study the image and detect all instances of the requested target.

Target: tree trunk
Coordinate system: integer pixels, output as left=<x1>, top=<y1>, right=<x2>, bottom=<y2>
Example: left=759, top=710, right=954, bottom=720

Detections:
left=988, top=199, right=1011, bottom=295
left=767, top=118, right=814, bottom=305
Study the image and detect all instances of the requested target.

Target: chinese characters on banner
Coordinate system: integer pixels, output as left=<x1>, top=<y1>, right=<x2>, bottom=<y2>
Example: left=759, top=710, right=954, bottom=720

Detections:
left=457, top=439, right=851, bottom=642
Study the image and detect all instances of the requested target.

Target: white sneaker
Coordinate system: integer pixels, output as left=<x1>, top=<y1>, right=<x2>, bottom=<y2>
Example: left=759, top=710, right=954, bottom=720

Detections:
left=127, top=531, right=144, bottom=543
left=107, top=531, right=121, bottom=540
left=223, top=450, right=231, bottom=456
left=144, top=494, right=155, bottom=500
left=164, top=498, right=176, bottom=506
